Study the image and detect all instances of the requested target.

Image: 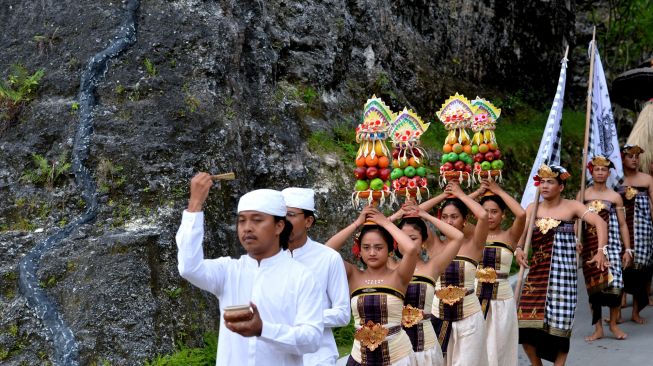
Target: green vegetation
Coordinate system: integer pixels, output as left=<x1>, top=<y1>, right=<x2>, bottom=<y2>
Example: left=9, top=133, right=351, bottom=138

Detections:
left=144, top=58, right=157, bottom=78
left=21, top=152, right=71, bottom=189
left=0, top=64, right=44, bottom=131
left=39, top=275, right=58, bottom=289
left=96, top=158, right=126, bottom=195
left=70, top=101, right=79, bottom=114
left=144, top=332, right=217, bottom=366
left=164, top=287, right=183, bottom=299
left=308, top=122, right=358, bottom=163
left=333, top=318, right=355, bottom=357
left=591, top=0, right=653, bottom=73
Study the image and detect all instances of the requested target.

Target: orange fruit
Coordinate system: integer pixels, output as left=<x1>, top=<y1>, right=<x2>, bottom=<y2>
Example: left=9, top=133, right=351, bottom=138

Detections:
left=365, top=155, right=379, bottom=167
left=488, top=142, right=498, bottom=151
left=398, top=158, right=408, bottom=168
left=478, top=144, right=489, bottom=153
left=452, top=143, right=464, bottom=154
left=443, top=144, right=453, bottom=153
left=392, top=159, right=400, bottom=168
left=378, top=156, right=390, bottom=168
left=355, top=156, right=366, bottom=167
left=463, top=145, right=472, bottom=154
left=408, top=156, right=419, bottom=168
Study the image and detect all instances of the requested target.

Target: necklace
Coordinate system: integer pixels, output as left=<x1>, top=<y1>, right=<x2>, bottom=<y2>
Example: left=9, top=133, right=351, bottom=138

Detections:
left=364, top=279, right=385, bottom=285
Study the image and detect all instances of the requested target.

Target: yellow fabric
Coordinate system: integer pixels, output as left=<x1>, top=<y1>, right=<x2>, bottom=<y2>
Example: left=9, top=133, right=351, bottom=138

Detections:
left=350, top=292, right=414, bottom=364
left=433, top=258, right=482, bottom=319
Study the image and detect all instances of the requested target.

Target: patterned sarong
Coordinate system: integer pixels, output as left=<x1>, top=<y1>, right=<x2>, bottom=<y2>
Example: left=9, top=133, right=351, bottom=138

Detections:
left=581, top=200, right=624, bottom=324
left=518, top=220, right=577, bottom=338
left=403, top=275, right=436, bottom=353
left=348, top=287, right=413, bottom=366
left=619, top=185, right=653, bottom=310
left=432, top=256, right=479, bottom=357
left=476, top=242, right=513, bottom=318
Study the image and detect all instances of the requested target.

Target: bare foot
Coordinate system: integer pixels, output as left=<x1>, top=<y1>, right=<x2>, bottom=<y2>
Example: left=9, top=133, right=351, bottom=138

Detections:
left=608, top=324, right=627, bottom=340
left=585, top=327, right=604, bottom=342
left=604, top=317, right=624, bottom=324
left=632, top=314, right=647, bottom=324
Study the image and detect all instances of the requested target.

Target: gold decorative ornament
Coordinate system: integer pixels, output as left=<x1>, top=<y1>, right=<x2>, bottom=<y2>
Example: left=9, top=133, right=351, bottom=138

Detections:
left=535, top=217, right=561, bottom=235
left=625, top=186, right=638, bottom=200
left=476, top=266, right=498, bottom=283
left=588, top=200, right=606, bottom=213
left=354, top=320, right=389, bottom=351
left=590, top=155, right=612, bottom=167
left=435, top=285, right=468, bottom=306
left=401, top=304, right=424, bottom=328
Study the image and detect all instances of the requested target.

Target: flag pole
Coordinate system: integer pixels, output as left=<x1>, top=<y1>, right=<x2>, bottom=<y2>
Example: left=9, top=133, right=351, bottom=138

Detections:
left=514, top=45, right=570, bottom=304
left=577, top=27, right=597, bottom=253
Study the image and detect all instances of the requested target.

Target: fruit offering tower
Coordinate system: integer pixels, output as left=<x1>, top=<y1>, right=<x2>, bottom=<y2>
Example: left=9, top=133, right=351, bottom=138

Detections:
left=470, top=97, right=504, bottom=181
left=352, top=96, right=395, bottom=206
left=388, top=108, right=430, bottom=202
left=436, top=93, right=477, bottom=186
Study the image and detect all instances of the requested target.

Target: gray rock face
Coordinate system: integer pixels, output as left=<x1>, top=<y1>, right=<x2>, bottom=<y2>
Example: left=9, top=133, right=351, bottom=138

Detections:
left=0, top=0, right=576, bottom=364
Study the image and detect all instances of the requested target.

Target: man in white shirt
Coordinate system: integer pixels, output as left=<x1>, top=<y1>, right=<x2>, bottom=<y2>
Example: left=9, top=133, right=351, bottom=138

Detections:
left=281, top=187, right=351, bottom=366
left=176, top=173, right=323, bottom=366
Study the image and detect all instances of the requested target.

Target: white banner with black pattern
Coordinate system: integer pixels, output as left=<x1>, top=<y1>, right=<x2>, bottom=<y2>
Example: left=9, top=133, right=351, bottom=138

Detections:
left=520, top=55, right=568, bottom=208
left=587, top=42, right=624, bottom=188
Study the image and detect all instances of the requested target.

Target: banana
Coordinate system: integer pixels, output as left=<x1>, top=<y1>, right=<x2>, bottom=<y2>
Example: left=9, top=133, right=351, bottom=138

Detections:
left=446, top=130, right=457, bottom=145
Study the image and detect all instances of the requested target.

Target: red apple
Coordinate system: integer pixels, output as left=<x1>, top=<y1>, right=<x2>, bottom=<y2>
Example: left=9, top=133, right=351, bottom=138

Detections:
left=464, top=163, right=472, bottom=173
left=412, top=148, right=422, bottom=158
left=493, top=149, right=501, bottom=159
left=366, top=166, right=379, bottom=179
left=399, top=176, right=409, bottom=186
left=442, top=162, right=454, bottom=171
left=474, top=153, right=484, bottom=163
left=379, top=168, right=391, bottom=181
left=354, top=167, right=367, bottom=180
left=484, top=152, right=494, bottom=162
left=454, top=160, right=466, bottom=171
left=392, top=149, right=400, bottom=159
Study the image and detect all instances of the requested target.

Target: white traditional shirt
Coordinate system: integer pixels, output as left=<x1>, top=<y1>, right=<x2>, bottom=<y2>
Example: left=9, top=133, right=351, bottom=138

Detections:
left=176, top=211, right=323, bottom=366
left=285, top=238, right=351, bottom=365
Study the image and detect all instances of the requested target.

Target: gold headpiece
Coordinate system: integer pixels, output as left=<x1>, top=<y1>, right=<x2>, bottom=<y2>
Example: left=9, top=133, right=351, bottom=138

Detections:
left=535, top=163, right=570, bottom=184
left=588, top=155, right=614, bottom=170
left=621, top=144, right=644, bottom=155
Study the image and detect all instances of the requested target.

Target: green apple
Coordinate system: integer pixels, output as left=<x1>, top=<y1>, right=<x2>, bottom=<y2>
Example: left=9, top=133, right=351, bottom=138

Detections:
left=491, top=160, right=504, bottom=170
left=481, top=161, right=491, bottom=171
left=391, top=168, right=404, bottom=180
left=370, top=178, right=384, bottom=191
left=404, top=166, right=416, bottom=178
left=416, top=166, right=427, bottom=177
left=471, top=145, right=479, bottom=154
left=448, top=152, right=459, bottom=162
left=355, top=180, right=369, bottom=191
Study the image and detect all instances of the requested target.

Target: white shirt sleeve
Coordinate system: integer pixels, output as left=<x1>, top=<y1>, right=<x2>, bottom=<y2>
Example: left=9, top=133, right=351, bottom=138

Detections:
left=175, top=210, right=227, bottom=296
left=323, top=254, right=351, bottom=328
left=258, top=270, right=323, bottom=354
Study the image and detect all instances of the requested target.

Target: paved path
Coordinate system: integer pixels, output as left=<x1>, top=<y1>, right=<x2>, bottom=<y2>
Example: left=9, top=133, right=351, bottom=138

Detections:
left=338, top=271, right=653, bottom=366
left=517, top=271, right=653, bottom=365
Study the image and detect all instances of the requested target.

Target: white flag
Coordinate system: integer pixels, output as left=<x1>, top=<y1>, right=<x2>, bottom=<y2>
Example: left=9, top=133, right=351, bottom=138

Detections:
left=587, top=42, right=624, bottom=188
left=520, top=55, right=568, bottom=208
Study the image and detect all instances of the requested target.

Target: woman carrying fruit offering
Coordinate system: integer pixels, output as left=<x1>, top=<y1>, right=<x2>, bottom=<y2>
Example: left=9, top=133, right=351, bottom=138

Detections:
left=468, top=178, right=525, bottom=366
left=515, top=164, right=609, bottom=366
left=384, top=201, right=465, bottom=366
left=326, top=206, right=419, bottom=366
left=418, top=180, right=489, bottom=366
left=575, top=155, right=632, bottom=341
